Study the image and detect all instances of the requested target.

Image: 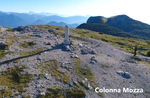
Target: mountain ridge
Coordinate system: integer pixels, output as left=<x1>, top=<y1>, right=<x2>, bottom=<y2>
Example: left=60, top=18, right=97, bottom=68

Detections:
left=0, top=11, right=88, bottom=28
left=78, top=14, right=150, bottom=40
left=0, top=12, right=26, bottom=27
left=47, top=21, right=78, bottom=28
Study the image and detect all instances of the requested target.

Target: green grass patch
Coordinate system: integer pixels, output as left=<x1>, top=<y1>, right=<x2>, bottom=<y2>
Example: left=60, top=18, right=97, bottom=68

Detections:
left=53, top=32, right=59, bottom=36
left=0, top=49, right=4, bottom=59
left=38, top=87, right=86, bottom=98
left=21, top=35, right=32, bottom=39
left=18, top=41, right=36, bottom=49
left=20, top=48, right=44, bottom=56
left=0, top=65, right=33, bottom=95
left=74, top=58, right=94, bottom=82
left=6, top=37, right=18, bottom=47
left=133, top=57, right=150, bottom=67
left=0, top=43, right=9, bottom=58
left=69, top=35, right=86, bottom=41
left=35, top=25, right=65, bottom=31
left=65, top=88, right=86, bottom=98
left=0, top=88, right=13, bottom=98
left=6, top=28, right=14, bottom=32
left=22, top=94, right=31, bottom=98
left=98, top=92, right=104, bottom=98
left=102, top=64, right=109, bottom=68
left=46, top=87, right=62, bottom=98
left=37, top=63, right=43, bottom=68
left=39, top=60, right=69, bottom=83
left=13, top=58, right=21, bottom=63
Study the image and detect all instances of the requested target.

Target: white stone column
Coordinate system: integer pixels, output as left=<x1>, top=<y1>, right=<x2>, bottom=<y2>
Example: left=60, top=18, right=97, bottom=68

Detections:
left=63, top=25, right=70, bottom=45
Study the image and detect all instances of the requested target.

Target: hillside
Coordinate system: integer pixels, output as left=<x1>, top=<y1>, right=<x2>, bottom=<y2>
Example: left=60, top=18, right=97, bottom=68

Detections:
left=77, top=23, right=140, bottom=38
left=78, top=15, right=150, bottom=40
left=0, top=25, right=150, bottom=98
left=0, top=11, right=27, bottom=27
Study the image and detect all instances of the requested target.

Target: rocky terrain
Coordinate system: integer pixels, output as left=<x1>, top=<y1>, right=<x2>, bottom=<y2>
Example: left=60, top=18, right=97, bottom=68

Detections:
left=0, top=25, right=150, bottom=98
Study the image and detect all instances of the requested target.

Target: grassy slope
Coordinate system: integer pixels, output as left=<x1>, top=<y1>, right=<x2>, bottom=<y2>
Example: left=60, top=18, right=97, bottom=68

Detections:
left=34, top=25, right=150, bottom=56
left=77, top=23, right=139, bottom=38
left=74, top=28, right=150, bottom=56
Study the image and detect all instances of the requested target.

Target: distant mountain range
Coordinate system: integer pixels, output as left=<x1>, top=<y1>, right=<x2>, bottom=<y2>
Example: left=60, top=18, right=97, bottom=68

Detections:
left=47, top=21, right=79, bottom=28
left=0, top=11, right=88, bottom=28
left=77, top=15, right=150, bottom=40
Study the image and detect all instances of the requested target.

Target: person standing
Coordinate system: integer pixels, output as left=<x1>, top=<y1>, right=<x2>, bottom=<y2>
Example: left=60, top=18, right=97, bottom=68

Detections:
left=133, top=45, right=138, bottom=58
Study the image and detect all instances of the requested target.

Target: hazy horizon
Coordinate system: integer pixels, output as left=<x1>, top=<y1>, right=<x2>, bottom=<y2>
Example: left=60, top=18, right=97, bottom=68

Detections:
left=0, top=0, right=150, bottom=24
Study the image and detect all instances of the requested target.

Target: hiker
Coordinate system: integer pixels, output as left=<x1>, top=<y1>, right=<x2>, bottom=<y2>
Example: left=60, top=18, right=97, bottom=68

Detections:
left=133, top=46, right=138, bottom=57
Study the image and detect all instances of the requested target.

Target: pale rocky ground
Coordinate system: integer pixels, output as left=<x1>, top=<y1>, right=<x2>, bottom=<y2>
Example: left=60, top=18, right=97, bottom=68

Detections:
left=0, top=26, right=150, bottom=98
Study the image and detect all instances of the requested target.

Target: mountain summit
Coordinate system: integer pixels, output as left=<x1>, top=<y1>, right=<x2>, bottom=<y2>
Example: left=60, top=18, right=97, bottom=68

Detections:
left=78, top=14, right=150, bottom=39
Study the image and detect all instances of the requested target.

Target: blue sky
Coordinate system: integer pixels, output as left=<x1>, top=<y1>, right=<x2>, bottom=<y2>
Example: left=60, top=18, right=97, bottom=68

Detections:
left=0, top=0, right=150, bottom=24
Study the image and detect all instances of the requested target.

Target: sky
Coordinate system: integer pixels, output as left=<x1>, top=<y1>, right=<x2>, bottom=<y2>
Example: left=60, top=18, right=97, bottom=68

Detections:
left=0, top=0, right=150, bottom=24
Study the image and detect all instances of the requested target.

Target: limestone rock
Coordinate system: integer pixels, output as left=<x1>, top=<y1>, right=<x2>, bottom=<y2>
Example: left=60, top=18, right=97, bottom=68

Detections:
left=117, top=71, right=131, bottom=79
left=70, top=53, right=79, bottom=58
left=90, top=56, right=98, bottom=64
left=80, top=44, right=97, bottom=54
left=35, top=84, right=41, bottom=88
left=44, top=73, right=49, bottom=79
left=88, top=83, right=93, bottom=90
left=37, top=57, right=41, bottom=60
left=64, top=45, right=71, bottom=51
left=48, top=29, right=54, bottom=32
left=40, top=92, right=45, bottom=96
left=44, top=42, right=51, bottom=45
left=61, top=62, right=72, bottom=70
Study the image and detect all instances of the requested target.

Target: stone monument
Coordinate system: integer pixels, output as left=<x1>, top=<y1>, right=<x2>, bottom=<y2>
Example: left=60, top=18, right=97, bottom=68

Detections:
left=63, top=25, right=70, bottom=45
